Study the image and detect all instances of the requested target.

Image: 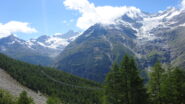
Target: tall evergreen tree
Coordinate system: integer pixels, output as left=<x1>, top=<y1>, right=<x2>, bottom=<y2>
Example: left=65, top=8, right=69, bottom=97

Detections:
left=104, top=55, right=148, bottom=104
left=161, top=68, right=185, bottom=104
left=147, top=62, right=165, bottom=104
left=120, top=56, right=148, bottom=104
left=104, top=63, right=122, bottom=104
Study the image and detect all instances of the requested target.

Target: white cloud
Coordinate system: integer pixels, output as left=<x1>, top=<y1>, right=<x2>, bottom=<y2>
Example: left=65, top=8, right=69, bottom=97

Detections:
left=64, top=0, right=142, bottom=30
left=0, top=21, right=37, bottom=38
left=181, top=0, right=185, bottom=10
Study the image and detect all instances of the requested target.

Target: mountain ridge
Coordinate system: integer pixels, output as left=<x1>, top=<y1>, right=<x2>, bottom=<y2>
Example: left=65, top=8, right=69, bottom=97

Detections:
left=55, top=8, right=185, bottom=82
left=0, top=30, right=80, bottom=66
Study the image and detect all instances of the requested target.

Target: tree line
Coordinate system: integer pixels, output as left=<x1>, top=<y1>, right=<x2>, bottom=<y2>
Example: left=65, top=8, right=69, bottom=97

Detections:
left=0, top=53, right=185, bottom=104
left=104, top=55, right=185, bottom=104
left=0, top=53, right=102, bottom=104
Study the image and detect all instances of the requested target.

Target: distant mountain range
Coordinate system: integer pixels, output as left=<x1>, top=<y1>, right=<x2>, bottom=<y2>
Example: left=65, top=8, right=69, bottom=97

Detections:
left=0, top=30, right=80, bottom=66
left=55, top=7, right=185, bottom=81
left=1, top=7, right=185, bottom=82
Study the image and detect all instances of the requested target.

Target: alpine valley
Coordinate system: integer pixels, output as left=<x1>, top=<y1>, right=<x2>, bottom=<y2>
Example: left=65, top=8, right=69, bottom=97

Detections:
left=2, top=0, right=185, bottom=104
left=1, top=7, right=185, bottom=82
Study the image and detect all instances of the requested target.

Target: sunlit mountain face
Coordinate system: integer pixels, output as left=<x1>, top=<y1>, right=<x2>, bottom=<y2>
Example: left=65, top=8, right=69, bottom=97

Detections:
left=55, top=8, right=185, bottom=82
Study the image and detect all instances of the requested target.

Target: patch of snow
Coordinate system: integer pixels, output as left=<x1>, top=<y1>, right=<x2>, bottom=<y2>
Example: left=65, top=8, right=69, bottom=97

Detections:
left=165, top=10, right=181, bottom=20
left=37, top=42, right=47, bottom=47
left=102, top=35, right=113, bottom=51
left=25, top=41, right=35, bottom=49
left=135, top=8, right=182, bottom=40
left=26, top=41, right=34, bottom=46
left=23, top=31, right=81, bottom=50
left=136, top=16, right=162, bottom=40
left=85, top=29, right=94, bottom=37
left=69, top=32, right=82, bottom=41
left=53, top=33, right=63, bottom=36
left=8, top=41, right=16, bottom=45
left=179, top=23, right=185, bottom=27
left=45, top=37, right=69, bottom=49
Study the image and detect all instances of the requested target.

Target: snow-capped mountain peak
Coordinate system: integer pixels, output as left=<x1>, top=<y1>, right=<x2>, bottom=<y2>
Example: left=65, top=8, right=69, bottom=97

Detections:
left=134, top=7, right=184, bottom=40
left=28, top=30, right=80, bottom=50
left=105, top=7, right=185, bottom=40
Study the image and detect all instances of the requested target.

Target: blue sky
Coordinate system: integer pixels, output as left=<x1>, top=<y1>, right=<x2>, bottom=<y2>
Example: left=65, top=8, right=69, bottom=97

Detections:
left=0, top=0, right=182, bottom=40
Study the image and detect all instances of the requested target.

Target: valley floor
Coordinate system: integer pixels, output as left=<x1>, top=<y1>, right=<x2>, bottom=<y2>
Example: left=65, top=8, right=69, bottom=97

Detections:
left=0, top=68, right=47, bottom=104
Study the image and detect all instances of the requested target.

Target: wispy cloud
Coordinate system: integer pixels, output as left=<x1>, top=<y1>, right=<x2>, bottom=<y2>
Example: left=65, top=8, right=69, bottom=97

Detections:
left=64, top=0, right=141, bottom=30
left=0, top=21, right=37, bottom=38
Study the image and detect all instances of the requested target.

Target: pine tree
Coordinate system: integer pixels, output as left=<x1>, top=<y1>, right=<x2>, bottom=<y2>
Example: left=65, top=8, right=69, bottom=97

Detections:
left=120, top=56, right=148, bottom=104
left=147, top=62, right=165, bottom=104
left=104, top=63, right=122, bottom=104
left=17, top=91, right=35, bottom=104
left=161, top=68, right=185, bottom=104
left=104, top=55, right=148, bottom=104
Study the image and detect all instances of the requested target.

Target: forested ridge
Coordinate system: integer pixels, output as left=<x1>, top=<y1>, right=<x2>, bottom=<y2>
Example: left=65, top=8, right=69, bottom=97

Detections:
left=0, top=53, right=185, bottom=104
left=0, top=53, right=103, bottom=104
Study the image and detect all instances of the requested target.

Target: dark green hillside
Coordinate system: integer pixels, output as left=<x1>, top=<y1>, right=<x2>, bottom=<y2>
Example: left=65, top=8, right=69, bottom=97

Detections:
left=0, top=53, right=103, bottom=104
